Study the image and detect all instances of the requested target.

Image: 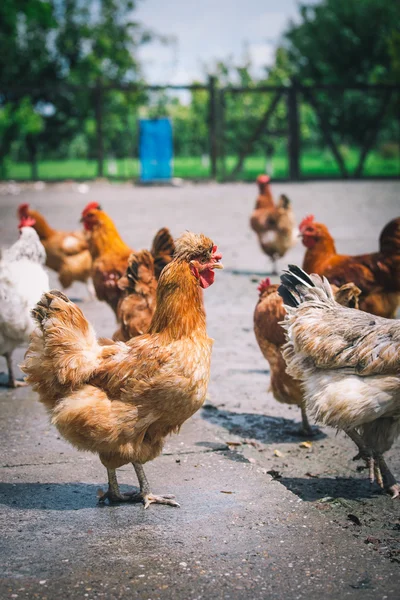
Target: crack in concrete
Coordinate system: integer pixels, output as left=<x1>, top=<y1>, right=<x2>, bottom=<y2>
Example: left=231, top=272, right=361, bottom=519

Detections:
left=1, top=445, right=229, bottom=469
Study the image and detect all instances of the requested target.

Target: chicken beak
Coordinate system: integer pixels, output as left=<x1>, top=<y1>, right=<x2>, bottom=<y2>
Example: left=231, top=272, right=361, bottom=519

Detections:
left=212, top=263, right=224, bottom=270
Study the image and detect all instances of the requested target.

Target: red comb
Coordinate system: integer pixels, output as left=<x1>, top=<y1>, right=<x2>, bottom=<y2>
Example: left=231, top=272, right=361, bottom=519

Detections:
left=256, top=174, right=270, bottom=184
left=257, top=277, right=271, bottom=294
left=18, top=203, right=30, bottom=218
left=211, top=245, right=222, bottom=261
left=299, top=214, right=315, bottom=233
left=82, top=201, right=101, bottom=217
left=18, top=216, right=36, bottom=228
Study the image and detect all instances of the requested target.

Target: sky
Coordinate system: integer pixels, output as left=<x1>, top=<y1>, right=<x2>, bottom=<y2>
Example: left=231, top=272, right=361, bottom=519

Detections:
left=135, top=0, right=316, bottom=84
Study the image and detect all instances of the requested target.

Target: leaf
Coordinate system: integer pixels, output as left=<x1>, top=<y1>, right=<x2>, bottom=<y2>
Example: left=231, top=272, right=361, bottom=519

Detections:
left=299, top=441, right=313, bottom=449
left=274, top=449, right=284, bottom=457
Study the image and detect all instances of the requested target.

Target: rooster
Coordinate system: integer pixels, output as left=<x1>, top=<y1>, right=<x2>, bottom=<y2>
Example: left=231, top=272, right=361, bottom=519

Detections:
left=278, top=265, right=400, bottom=497
left=81, top=202, right=174, bottom=319
left=22, top=232, right=223, bottom=507
left=17, top=203, right=92, bottom=295
left=250, top=175, right=297, bottom=274
left=0, top=221, right=49, bottom=387
left=254, top=277, right=361, bottom=435
left=300, top=215, right=400, bottom=318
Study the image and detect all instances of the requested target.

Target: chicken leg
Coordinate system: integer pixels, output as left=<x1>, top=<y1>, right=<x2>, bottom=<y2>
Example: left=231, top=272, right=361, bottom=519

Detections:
left=132, top=463, right=180, bottom=509
left=3, top=352, right=28, bottom=388
left=376, top=456, right=400, bottom=499
left=300, top=406, right=314, bottom=437
left=270, top=257, right=278, bottom=276
left=346, top=429, right=383, bottom=486
left=98, top=467, right=139, bottom=503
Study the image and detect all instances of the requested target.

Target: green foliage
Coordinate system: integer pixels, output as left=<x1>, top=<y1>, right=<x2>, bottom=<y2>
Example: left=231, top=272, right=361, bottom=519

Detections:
left=281, top=0, right=400, bottom=150
left=0, top=0, right=152, bottom=173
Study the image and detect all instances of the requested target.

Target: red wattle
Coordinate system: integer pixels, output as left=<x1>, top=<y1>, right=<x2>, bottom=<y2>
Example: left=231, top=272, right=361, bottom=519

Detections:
left=199, top=268, right=215, bottom=288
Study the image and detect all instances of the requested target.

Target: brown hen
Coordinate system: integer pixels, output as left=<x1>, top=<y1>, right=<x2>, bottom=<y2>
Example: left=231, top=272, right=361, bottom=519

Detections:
left=250, top=175, right=297, bottom=274
left=17, top=203, right=92, bottom=293
left=300, top=215, right=400, bottom=318
left=22, top=232, right=223, bottom=508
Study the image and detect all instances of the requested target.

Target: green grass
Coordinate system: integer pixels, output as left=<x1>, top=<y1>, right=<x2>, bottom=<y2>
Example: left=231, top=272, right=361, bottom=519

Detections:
left=4, top=148, right=399, bottom=181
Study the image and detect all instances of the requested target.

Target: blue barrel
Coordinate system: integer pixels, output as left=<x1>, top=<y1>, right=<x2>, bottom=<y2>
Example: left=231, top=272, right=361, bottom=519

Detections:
left=139, top=118, right=173, bottom=182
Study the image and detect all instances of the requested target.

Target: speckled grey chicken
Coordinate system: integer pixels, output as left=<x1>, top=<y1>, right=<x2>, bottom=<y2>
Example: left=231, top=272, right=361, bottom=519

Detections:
left=278, top=265, right=400, bottom=497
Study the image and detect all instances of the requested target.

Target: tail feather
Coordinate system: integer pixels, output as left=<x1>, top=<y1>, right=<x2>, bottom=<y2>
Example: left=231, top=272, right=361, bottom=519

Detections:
left=278, top=265, right=334, bottom=308
left=23, top=290, right=101, bottom=391
left=379, top=217, right=400, bottom=256
left=118, top=250, right=154, bottom=292
left=379, top=217, right=400, bottom=292
left=151, top=227, right=175, bottom=279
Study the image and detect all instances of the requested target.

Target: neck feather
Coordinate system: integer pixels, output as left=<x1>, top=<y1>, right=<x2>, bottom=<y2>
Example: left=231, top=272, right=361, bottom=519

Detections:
left=89, top=216, right=131, bottom=258
left=29, top=210, right=55, bottom=239
left=303, top=233, right=337, bottom=271
left=149, top=261, right=206, bottom=339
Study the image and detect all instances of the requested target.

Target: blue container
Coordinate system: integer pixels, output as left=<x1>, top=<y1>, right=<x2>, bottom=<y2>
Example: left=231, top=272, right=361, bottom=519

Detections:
left=139, top=118, right=173, bottom=182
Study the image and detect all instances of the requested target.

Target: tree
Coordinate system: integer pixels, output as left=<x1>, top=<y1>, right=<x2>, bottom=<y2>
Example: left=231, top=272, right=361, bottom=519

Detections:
left=281, top=0, right=400, bottom=174
left=0, top=1, right=155, bottom=177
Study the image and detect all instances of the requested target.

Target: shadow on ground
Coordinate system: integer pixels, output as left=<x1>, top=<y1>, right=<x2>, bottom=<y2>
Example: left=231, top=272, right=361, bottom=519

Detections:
left=0, top=482, right=141, bottom=511
left=278, top=476, right=382, bottom=502
left=201, top=406, right=326, bottom=443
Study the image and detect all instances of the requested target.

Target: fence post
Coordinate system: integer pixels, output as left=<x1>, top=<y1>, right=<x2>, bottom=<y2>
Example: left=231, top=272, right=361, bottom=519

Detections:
left=218, top=89, right=226, bottom=181
left=95, top=80, right=104, bottom=178
left=208, top=75, right=218, bottom=179
left=287, top=80, right=300, bottom=180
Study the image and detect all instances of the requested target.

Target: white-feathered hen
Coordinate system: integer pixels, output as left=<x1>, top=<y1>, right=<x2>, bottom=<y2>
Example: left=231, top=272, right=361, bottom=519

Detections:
left=278, top=265, right=400, bottom=497
left=0, top=226, right=49, bottom=387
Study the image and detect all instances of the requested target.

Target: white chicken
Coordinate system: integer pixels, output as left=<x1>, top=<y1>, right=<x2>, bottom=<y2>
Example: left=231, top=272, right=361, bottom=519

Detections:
left=278, top=265, right=400, bottom=497
left=0, top=225, right=49, bottom=387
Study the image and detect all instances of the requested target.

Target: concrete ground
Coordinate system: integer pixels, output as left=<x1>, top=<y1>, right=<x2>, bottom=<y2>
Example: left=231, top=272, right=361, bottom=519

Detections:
left=0, top=180, right=399, bottom=599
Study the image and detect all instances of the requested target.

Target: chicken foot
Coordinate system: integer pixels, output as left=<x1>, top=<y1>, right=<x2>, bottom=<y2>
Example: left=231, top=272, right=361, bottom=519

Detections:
left=346, top=429, right=384, bottom=487
left=376, top=456, right=400, bottom=499
left=132, top=463, right=180, bottom=509
left=98, top=468, right=140, bottom=503
left=3, top=353, right=28, bottom=388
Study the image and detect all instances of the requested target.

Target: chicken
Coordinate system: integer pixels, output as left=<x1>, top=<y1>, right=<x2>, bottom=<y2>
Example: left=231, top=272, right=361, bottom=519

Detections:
left=278, top=265, right=400, bottom=497
left=17, top=203, right=92, bottom=295
left=254, top=277, right=361, bottom=435
left=21, top=232, right=223, bottom=507
left=300, top=215, right=400, bottom=318
left=112, top=250, right=157, bottom=342
left=113, top=229, right=175, bottom=342
left=81, top=202, right=174, bottom=319
left=0, top=223, right=49, bottom=387
left=250, top=175, right=297, bottom=274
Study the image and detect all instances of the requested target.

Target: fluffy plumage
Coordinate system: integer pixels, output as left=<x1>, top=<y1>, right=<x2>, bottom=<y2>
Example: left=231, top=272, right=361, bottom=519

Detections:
left=278, top=265, right=400, bottom=496
left=254, top=275, right=361, bottom=435
left=0, top=228, right=49, bottom=387
left=22, top=232, right=223, bottom=507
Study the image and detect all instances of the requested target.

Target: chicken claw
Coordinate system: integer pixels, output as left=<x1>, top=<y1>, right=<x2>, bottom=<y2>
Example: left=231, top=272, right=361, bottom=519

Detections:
left=142, top=494, right=180, bottom=510
left=133, top=463, right=180, bottom=509
left=97, top=488, right=139, bottom=504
